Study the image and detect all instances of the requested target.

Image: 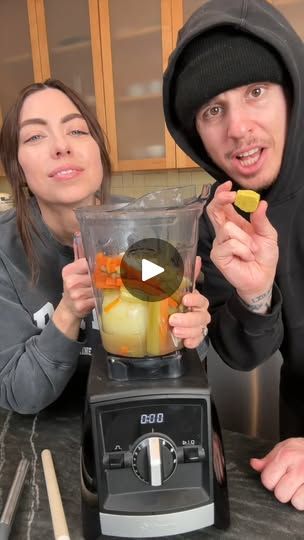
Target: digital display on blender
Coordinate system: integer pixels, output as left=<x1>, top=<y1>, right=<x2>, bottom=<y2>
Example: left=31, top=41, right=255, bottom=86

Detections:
left=101, top=403, right=202, bottom=451
left=140, top=413, right=164, bottom=424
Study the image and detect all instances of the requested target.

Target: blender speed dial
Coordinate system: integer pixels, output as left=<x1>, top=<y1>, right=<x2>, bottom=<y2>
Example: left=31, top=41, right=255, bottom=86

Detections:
left=132, top=435, right=177, bottom=486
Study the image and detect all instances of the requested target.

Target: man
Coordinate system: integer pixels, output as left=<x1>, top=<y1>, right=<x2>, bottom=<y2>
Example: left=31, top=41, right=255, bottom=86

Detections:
left=163, top=0, right=304, bottom=509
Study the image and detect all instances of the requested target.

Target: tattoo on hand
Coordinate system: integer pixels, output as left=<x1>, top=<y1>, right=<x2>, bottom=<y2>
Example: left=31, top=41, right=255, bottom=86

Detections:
left=245, top=288, right=272, bottom=314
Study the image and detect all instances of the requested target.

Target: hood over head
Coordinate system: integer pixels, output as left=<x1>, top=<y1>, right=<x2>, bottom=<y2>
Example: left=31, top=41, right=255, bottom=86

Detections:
left=163, top=0, right=304, bottom=203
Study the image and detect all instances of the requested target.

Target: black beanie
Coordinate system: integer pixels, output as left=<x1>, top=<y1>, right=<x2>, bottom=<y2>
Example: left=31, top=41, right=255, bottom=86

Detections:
left=174, top=28, right=287, bottom=133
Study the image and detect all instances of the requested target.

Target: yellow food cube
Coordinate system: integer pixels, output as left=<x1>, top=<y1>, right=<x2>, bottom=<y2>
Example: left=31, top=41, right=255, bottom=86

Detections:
left=234, top=190, right=260, bottom=213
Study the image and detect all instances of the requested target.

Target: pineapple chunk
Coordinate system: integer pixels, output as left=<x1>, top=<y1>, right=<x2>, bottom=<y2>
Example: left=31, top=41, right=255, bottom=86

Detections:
left=102, top=288, right=147, bottom=336
left=234, top=190, right=260, bottom=213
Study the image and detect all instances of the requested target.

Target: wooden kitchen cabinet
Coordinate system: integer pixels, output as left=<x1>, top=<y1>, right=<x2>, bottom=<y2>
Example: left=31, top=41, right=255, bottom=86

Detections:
left=32, top=0, right=107, bottom=135
left=0, top=0, right=40, bottom=175
left=97, top=0, right=210, bottom=171
left=0, top=1, right=36, bottom=119
left=42, top=0, right=97, bottom=112
left=171, top=0, right=209, bottom=169
left=98, top=0, right=175, bottom=171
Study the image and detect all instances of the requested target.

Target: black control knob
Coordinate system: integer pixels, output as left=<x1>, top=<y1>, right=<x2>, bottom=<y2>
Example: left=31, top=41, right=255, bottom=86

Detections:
left=132, top=435, right=177, bottom=486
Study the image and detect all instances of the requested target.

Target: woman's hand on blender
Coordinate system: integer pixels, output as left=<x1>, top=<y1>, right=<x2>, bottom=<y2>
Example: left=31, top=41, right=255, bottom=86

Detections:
left=61, top=258, right=96, bottom=320
left=60, top=231, right=95, bottom=320
left=52, top=236, right=95, bottom=340
left=169, top=256, right=211, bottom=349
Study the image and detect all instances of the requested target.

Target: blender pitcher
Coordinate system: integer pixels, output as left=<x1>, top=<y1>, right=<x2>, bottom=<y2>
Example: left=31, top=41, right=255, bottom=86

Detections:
left=76, top=185, right=209, bottom=366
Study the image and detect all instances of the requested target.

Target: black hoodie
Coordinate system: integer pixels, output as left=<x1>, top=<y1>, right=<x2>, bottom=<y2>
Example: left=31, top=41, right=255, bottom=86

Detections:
left=163, top=0, right=304, bottom=436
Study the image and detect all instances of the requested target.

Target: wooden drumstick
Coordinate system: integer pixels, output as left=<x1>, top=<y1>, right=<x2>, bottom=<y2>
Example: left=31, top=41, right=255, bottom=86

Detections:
left=41, top=450, right=70, bottom=540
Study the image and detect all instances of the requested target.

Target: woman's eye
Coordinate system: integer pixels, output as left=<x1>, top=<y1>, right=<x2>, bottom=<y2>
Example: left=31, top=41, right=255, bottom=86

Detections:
left=70, top=129, right=89, bottom=135
left=24, top=134, right=43, bottom=143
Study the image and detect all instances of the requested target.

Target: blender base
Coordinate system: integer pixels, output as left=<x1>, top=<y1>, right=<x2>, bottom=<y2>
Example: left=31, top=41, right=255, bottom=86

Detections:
left=107, top=350, right=185, bottom=381
left=81, top=346, right=230, bottom=539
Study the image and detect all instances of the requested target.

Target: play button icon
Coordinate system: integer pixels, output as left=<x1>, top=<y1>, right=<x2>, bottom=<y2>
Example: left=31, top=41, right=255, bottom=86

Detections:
left=142, top=259, right=164, bottom=282
left=120, top=238, right=184, bottom=302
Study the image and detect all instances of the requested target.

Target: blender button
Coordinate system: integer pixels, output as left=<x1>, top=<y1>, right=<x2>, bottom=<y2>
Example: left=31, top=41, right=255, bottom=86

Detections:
left=183, top=446, right=204, bottom=463
left=108, top=452, right=125, bottom=469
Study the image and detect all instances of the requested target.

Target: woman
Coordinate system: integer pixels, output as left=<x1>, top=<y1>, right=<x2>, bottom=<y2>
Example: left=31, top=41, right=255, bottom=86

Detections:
left=0, top=79, right=210, bottom=414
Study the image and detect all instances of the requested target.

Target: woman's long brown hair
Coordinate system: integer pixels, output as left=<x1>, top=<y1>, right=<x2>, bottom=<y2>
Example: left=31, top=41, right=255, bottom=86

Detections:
left=0, top=79, right=112, bottom=283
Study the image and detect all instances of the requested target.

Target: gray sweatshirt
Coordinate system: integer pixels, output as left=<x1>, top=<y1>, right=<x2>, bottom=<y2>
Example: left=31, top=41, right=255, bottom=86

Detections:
left=0, top=198, right=101, bottom=414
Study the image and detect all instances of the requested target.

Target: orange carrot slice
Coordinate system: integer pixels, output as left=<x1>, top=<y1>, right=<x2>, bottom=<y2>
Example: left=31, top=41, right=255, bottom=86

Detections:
left=103, top=297, right=121, bottom=313
left=96, top=253, right=107, bottom=267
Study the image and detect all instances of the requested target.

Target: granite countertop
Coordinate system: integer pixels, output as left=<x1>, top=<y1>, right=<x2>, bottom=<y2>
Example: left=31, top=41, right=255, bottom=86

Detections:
left=0, top=403, right=303, bottom=540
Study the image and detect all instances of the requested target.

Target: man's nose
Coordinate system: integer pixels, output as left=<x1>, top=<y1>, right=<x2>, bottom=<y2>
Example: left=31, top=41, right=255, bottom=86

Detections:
left=226, top=107, right=254, bottom=140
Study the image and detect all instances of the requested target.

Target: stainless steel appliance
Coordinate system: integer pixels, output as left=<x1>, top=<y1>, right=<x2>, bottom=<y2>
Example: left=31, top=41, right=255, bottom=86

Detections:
left=207, top=347, right=282, bottom=441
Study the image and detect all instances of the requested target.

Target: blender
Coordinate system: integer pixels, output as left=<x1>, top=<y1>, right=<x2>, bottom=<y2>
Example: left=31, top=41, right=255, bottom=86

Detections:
left=77, top=186, right=230, bottom=539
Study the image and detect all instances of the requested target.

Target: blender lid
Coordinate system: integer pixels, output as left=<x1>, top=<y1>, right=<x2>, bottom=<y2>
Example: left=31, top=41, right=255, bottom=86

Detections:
left=120, top=185, right=209, bottom=210
left=76, top=185, right=211, bottom=215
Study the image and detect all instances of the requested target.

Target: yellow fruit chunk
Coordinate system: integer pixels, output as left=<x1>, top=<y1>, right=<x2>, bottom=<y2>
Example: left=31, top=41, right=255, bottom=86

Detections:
left=234, top=190, right=260, bottom=213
